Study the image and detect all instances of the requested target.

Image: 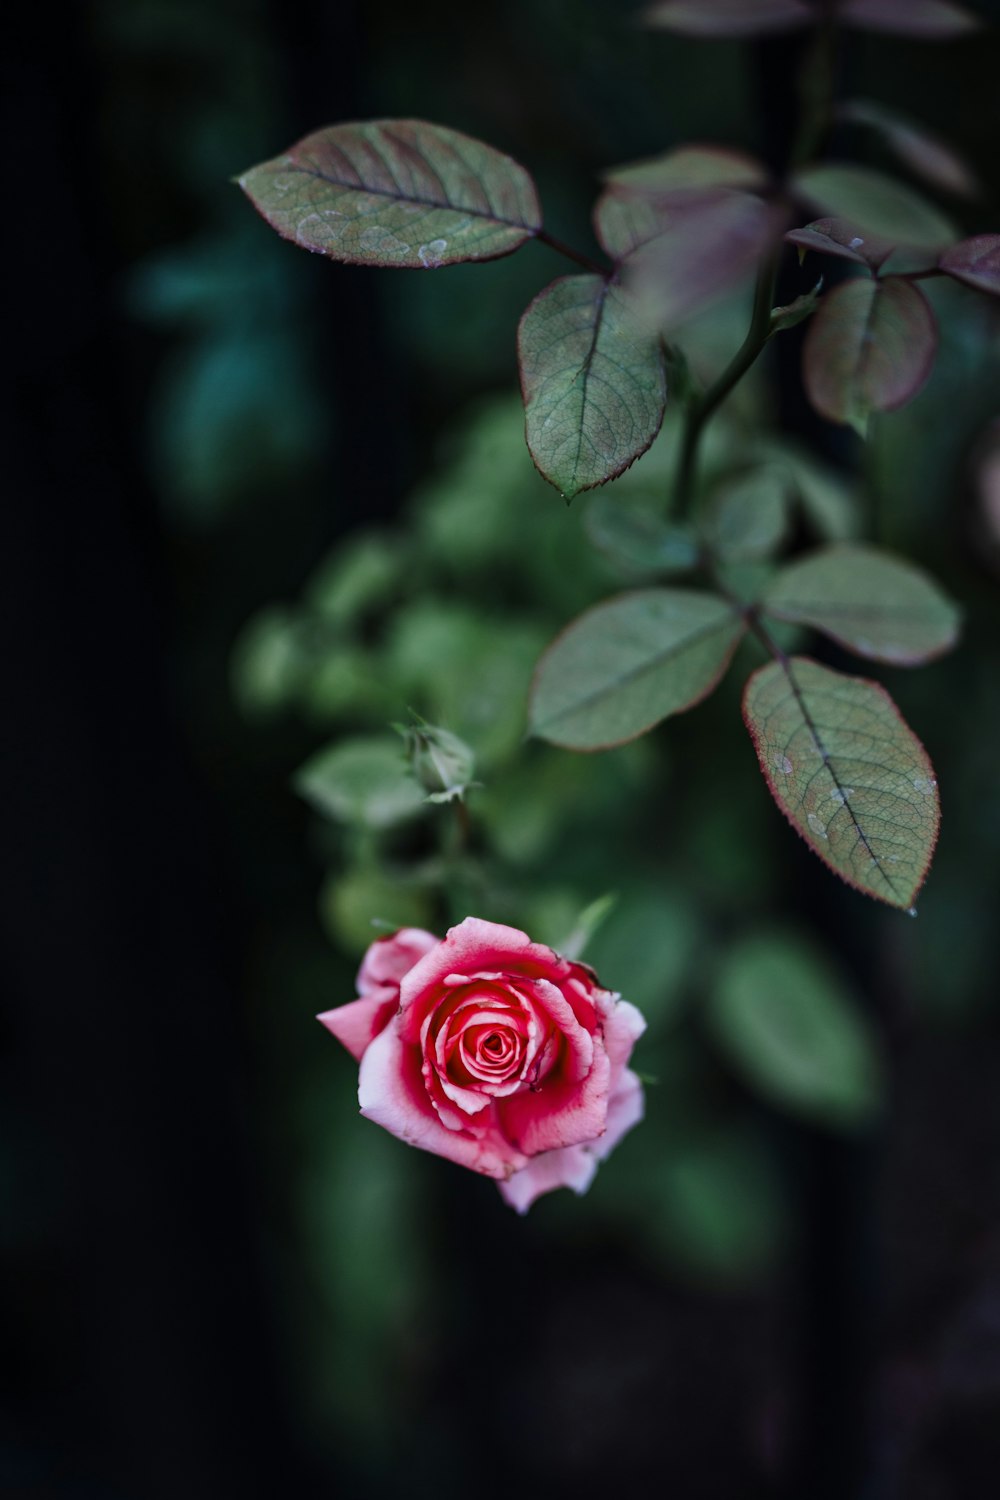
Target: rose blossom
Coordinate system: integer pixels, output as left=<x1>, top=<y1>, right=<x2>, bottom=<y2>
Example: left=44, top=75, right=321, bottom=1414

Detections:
left=318, top=916, right=646, bottom=1212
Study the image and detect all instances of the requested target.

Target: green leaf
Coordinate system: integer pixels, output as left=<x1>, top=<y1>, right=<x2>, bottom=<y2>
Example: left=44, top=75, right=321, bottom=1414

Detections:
left=643, top=0, right=812, bottom=35
left=518, top=275, right=668, bottom=498
left=231, top=605, right=307, bottom=719
left=301, top=644, right=393, bottom=724
left=294, top=736, right=425, bottom=828
left=709, top=932, right=882, bottom=1128
left=701, top=468, right=791, bottom=561
left=803, top=278, right=937, bottom=435
left=584, top=887, right=700, bottom=1029
left=939, top=235, right=1000, bottom=297
left=319, top=866, right=434, bottom=953
left=304, top=533, right=405, bottom=624
left=653, top=1129, right=787, bottom=1281
left=742, top=656, right=940, bottom=909
left=530, top=589, right=746, bottom=749
left=602, top=144, right=767, bottom=198
left=769, top=279, right=823, bottom=335
left=585, top=493, right=699, bottom=575
left=238, top=120, right=541, bottom=268
left=556, top=892, right=618, bottom=962
left=762, top=544, right=961, bottom=665
left=762, top=443, right=861, bottom=541
left=792, top=163, right=956, bottom=248
left=839, top=99, right=980, bottom=199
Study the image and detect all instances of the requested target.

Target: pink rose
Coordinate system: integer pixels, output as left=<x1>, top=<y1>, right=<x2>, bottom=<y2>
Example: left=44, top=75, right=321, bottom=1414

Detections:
left=317, top=916, right=646, bottom=1212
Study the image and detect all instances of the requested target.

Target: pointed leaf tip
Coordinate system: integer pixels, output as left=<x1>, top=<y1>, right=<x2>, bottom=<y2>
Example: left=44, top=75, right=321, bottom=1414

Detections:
left=762, top=544, right=961, bottom=665
left=803, top=278, right=937, bottom=431
left=792, top=164, right=956, bottom=249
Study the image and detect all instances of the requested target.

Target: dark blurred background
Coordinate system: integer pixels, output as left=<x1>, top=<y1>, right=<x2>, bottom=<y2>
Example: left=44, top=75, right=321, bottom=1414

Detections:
left=4, top=2, right=1000, bottom=1497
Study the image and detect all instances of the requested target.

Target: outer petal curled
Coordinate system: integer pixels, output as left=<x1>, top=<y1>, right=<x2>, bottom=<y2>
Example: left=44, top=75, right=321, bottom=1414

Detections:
left=498, top=1069, right=646, bottom=1212
left=590, top=1068, right=645, bottom=1162
left=319, top=926, right=440, bottom=1060
left=357, top=928, right=439, bottom=994
left=317, top=991, right=398, bottom=1062
left=498, top=1144, right=598, bottom=1214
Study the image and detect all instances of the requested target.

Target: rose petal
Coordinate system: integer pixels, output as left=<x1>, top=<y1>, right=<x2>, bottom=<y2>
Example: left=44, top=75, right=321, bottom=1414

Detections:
left=497, top=1069, right=645, bottom=1213
left=599, top=997, right=648, bottom=1088
left=356, top=928, right=439, bottom=996
left=498, top=1144, right=598, bottom=1214
left=590, top=1068, right=645, bottom=1162
left=359, top=1020, right=526, bottom=1179
left=317, top=989, right=398, bottom=1062
left=398, top=917, right=579, bottom=1027
left=498, top=1040, right=612, bottom=1156
left=526, top=976, right=594, bottom=1084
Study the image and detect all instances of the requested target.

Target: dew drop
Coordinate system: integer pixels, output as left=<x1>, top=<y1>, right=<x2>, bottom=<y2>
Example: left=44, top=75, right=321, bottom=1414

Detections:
left=418, top=237, right=448, bottom=267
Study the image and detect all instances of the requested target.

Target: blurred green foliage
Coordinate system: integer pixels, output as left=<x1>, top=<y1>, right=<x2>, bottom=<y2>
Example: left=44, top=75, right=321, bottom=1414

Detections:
left=105, top=0, right=1000, bottom=1476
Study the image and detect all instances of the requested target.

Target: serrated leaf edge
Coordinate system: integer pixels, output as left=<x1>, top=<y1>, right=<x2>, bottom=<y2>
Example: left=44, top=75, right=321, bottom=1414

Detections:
left=741, top=655, right=940, bottom=910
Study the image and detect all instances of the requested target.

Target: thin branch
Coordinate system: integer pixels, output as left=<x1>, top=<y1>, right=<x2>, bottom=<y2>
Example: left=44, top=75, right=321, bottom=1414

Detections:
left=672, top=251, right=780, bottom=517
left=536, top=228, right=609, bottom=278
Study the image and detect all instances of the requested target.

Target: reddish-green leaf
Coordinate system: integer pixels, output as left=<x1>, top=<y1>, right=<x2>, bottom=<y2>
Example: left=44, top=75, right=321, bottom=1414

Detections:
left=603, top=144, right=767, bottom=197
left=840, top=100, right=980, bottom=199
left=593, top=191, right=674, bottom=263
left=626, top=193, right=786, bottom=332
left=792, top=164, right=956, bottom=249
left=838, top=0, right=981, bottom=38
left=238, top=120, right=541, bottom=268
left=803, top=278, right=937, bottom=435
left=530, top=590, right=746, bottom=749
left=517, top=275, right=668, bottom=499
left=787, top=217, right=895, bottom=270
left=643, top=0, right=812, bottom=35
left=939, top=235, right=1000, bottom=296
left=762, top=544, right=961, bottom=664
left=743, top=657, right=940, bottom=909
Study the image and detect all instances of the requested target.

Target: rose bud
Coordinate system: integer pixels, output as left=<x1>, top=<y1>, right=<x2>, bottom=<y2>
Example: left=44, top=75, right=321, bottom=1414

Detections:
left=318, top=916, right=646, bottom=1212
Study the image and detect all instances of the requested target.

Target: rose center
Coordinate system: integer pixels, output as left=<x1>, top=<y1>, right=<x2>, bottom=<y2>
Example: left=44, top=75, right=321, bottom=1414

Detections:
left=456, top=1018, right=524, bottom=1085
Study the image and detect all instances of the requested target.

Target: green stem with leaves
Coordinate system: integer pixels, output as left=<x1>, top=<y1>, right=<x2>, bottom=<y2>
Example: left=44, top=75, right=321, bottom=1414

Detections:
left=672, top=252, right=780, bottom=520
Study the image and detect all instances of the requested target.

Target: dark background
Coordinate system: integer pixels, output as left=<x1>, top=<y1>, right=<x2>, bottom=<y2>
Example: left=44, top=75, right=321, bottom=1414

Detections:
left=4, top=2, right=1000, bottom=1497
